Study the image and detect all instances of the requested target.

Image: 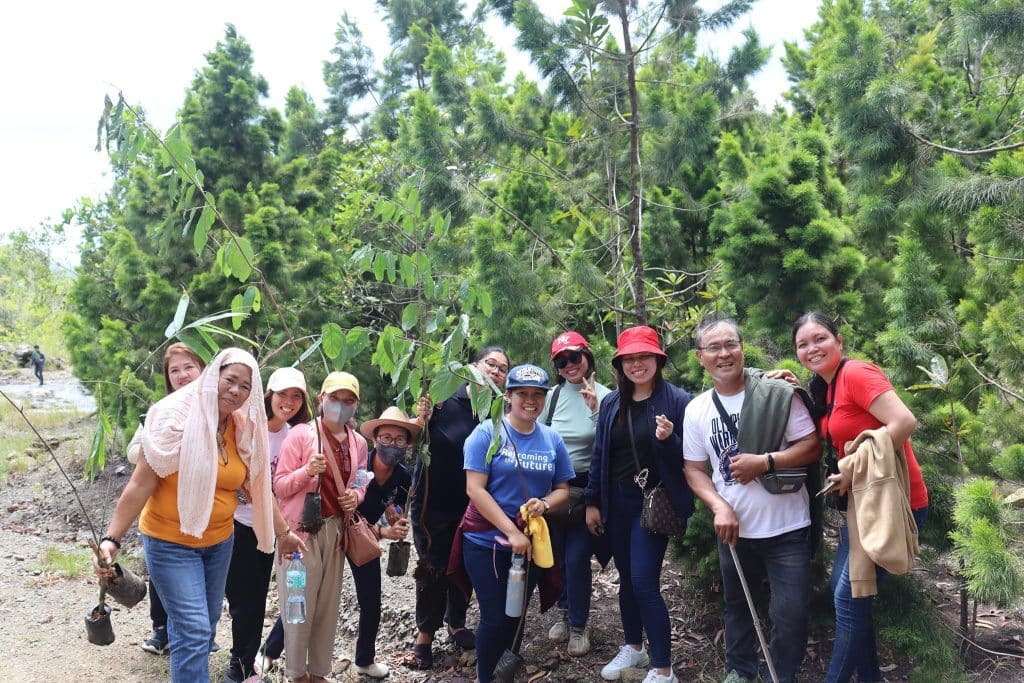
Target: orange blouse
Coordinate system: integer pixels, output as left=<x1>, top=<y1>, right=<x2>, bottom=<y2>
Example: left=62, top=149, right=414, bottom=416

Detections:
left=140, top=421, right=247, bottom=547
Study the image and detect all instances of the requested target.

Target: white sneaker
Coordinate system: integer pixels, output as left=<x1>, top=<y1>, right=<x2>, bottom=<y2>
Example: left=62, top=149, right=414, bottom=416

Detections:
left=601, top=645, right=650, bottom=680
left=354, top=662, right=389, bottom=678
left=643, top=669, right=679, bottom=683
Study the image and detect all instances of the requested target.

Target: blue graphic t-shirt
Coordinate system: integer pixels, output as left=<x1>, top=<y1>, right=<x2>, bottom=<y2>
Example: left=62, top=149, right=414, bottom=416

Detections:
left=463, top=418, right=575, bottom=548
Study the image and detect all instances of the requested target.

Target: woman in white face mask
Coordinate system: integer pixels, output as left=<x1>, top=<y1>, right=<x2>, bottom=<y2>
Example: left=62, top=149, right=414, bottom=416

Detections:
left=273, top=372, right=370, bottom=683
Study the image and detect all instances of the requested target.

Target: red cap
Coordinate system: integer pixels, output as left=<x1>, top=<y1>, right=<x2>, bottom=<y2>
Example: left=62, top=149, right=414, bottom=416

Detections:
left=550, top=331, right=590, bottom=360
left=611, top=325, right=666, bottom=363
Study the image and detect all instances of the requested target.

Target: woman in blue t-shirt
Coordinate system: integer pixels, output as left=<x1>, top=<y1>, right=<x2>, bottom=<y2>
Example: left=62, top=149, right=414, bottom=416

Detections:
left=460, top=364, right=575, bottom=683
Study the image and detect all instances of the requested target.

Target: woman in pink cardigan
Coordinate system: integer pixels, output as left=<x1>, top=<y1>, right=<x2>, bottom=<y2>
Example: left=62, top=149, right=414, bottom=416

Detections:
left=273, top=371, right=370, bottom=683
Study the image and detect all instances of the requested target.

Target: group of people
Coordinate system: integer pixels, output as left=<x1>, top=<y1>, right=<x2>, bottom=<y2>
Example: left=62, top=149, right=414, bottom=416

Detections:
left=93, top=310, right=928, bottom=683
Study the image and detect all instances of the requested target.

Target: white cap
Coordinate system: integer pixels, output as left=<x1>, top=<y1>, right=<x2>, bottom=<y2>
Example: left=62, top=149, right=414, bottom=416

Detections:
left=266, top=367, right=307, bottom=394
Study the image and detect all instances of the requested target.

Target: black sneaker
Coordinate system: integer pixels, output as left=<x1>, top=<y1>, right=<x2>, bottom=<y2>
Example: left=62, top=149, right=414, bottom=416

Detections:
left=140, top=627, right=169, bottom=655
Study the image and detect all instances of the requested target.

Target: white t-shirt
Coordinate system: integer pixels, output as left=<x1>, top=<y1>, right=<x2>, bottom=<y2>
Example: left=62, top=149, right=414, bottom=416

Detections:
left=683, top=390, right=816, bottom=539
left=234, top=422, right=291, bottom=527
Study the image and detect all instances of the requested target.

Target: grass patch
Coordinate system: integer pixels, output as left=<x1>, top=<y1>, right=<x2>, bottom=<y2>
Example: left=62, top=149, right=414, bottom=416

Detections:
left=37, top=545, right=93, bottom=579
left=0, top=401, right=82, bottom=431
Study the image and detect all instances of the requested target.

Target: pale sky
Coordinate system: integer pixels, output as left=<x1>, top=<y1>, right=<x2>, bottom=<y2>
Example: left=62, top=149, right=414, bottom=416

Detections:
left=0, top=1, right=820, bottom=263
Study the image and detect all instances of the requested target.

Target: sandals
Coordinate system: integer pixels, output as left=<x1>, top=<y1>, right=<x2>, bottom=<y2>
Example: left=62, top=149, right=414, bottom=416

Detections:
left=413, top=642, right=433, bottom=669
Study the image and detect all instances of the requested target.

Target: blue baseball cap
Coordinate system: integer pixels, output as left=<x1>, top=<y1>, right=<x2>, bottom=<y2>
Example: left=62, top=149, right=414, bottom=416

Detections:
left=505, top=364, right=550, bottom=391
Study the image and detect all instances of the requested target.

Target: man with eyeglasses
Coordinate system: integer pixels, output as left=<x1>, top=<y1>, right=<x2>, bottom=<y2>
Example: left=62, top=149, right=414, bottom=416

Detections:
left=347, top=406, right=418, bottom=679
left=682, top=317, right=821, bottom=683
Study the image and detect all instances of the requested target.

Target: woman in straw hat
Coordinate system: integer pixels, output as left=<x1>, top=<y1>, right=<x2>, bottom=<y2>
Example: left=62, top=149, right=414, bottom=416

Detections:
left=345, top=406, right=419, bottom=678
left=94, top=348, right=306, bottom=683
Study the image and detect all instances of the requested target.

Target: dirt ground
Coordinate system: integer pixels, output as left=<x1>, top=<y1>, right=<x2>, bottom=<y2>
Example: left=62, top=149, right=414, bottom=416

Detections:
left=1, top=366, right=1023, bottom=682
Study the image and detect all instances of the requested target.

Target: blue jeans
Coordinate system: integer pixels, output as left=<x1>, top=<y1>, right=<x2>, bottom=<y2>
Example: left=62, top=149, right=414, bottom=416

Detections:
left=825, top=506, right=929, bottom=683
left=463, top=539, right=538, bottom=683
left=608, top=481, right=672, bottom=668
left=718, top=527, right=811, bottom=683
left=552, top=519, right=593, bottom=628
left=143, top=534, right=234, bottom=683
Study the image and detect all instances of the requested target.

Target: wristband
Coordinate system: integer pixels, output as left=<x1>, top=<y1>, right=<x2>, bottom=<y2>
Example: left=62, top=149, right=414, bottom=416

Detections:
left=541, top=497, right=551, bottom=512
left=100, top=535, right=122, bottom=550
left=766, top=452, right=776, bottom=474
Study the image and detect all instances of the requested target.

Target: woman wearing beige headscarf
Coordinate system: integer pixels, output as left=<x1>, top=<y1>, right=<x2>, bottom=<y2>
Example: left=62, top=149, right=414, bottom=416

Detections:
left=93, top=348, right=305, bottom=683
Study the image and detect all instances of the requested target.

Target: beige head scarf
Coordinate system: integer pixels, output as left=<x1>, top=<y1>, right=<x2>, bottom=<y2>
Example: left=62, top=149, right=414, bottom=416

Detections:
left=142, top=347, right=275, bottom=551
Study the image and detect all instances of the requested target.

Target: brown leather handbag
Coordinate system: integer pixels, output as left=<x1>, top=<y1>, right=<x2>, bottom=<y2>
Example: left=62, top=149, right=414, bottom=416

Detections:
left=323, top=438, right=381, bottom=567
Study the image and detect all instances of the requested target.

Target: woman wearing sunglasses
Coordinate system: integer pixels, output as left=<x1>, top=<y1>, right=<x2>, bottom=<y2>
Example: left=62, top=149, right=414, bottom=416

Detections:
left=543, top=331, right=611, bottom=656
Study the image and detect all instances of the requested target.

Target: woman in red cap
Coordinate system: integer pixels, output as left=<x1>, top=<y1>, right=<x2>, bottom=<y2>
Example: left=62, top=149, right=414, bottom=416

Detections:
left=585, top=326, right=694, bottom=683
left=543, top=331, right=611, bottom=656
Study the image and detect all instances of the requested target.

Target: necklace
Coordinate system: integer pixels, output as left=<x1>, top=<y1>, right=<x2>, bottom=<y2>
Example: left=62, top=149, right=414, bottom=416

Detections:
left=216, top=421, right=229, bottom=466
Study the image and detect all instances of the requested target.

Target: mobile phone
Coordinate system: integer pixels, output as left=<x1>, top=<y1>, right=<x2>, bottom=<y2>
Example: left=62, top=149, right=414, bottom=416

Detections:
left=817, top=481, right=840, bottom=497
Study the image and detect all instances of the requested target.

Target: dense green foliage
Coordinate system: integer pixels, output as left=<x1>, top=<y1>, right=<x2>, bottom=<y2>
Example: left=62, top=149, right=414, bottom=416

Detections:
left=0, top=231, right=73, bottom=358
left=58, top=1, right=1024, bottom=675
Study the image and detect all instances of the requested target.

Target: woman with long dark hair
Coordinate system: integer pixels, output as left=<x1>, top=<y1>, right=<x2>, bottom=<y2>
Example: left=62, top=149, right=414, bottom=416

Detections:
left=409, top=346, right=511, bottom=668
left=585, top=326, right=693, bottom=683
left=786, top=312, right=928, bottom=683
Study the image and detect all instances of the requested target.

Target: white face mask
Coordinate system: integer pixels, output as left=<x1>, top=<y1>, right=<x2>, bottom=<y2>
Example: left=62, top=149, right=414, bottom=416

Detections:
left=323, top=400, right=356, bottom=427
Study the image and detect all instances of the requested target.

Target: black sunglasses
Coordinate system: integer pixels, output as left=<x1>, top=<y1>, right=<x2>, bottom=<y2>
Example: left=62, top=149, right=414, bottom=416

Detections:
left=554, top=350, right=584, bottom=369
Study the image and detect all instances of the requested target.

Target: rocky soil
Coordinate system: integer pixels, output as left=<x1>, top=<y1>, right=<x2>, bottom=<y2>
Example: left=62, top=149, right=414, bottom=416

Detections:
left=1, top=365, right=1022, bottom=682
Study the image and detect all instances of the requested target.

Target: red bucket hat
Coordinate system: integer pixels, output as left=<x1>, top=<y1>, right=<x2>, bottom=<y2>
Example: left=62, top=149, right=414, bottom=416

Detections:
left=612, top=325, right=666, bottom=364
left=550, top=331, right=590, bottom=360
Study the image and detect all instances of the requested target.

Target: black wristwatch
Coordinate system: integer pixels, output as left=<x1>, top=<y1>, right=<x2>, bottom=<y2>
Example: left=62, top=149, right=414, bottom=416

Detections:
left=766, top=452, right=776, bottom=474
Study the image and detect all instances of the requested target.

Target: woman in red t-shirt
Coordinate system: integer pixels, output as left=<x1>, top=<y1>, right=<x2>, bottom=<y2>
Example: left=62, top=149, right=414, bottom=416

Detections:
left=789, top=312, right=928, bottom=683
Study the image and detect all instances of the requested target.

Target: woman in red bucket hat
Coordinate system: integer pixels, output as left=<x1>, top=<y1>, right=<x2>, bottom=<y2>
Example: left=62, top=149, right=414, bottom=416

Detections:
left=584, top=326, right=694, bottom=683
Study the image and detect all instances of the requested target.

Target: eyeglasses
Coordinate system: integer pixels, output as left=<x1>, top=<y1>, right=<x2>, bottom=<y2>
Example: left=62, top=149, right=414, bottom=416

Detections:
left=482, top=359, right=509, bottom=375
left=697, top=339, right=741, bottom=354
left=553, top=351, right=584, bottom=369
left=376, top=434, right=409, bottom=447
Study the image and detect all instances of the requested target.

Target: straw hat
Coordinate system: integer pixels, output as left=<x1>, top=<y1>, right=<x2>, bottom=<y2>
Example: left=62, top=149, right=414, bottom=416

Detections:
left=359, top=406, right=421, bottom=441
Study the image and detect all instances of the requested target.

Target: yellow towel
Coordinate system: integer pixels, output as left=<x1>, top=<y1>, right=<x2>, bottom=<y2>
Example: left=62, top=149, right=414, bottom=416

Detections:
left=520, top=504, right=554, bottom=568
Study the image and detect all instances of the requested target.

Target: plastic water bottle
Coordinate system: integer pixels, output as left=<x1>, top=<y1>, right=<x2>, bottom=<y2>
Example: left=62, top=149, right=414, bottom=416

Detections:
left=351, top=468, right=374, bottom=488
left=505, top=553, right=526, bottom=617
left=284, top=552, right=306, bottom=624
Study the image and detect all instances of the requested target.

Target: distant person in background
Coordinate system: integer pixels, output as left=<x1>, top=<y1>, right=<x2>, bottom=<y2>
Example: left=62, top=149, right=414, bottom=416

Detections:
left=127, top=342, right=206, bottom=657
left=30, top=345, right=45, bottom=385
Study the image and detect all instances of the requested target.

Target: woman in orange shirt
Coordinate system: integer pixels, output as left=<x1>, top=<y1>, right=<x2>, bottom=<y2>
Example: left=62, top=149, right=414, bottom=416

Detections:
left=94, top=348, right=304, bottom=683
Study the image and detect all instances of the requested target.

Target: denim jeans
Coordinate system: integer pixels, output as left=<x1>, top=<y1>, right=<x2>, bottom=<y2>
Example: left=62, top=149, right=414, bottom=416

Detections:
left=225, top=522, right=274, bottom=676
left=717, top=527, right=811, bottom=683
left=608, top=480, right=672, bottom=669
left=825, top=506, right=929, bottom=683
left=348, top=555, right=383, bottom=666
left=462, top=539, right=538, bottom=683
left=143, top=534, right=234, bottom=683
left=552, top=518, right=593, bottom=628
